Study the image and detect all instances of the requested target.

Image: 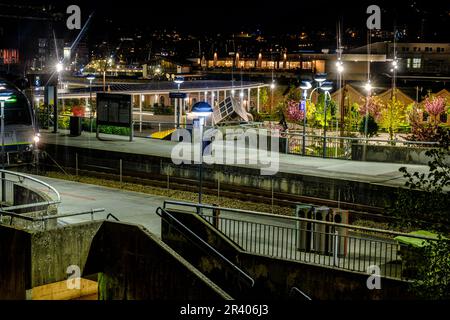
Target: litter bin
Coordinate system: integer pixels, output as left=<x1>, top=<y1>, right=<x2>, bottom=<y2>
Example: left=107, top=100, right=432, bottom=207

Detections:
left=69, top=116, right=82, bottom=136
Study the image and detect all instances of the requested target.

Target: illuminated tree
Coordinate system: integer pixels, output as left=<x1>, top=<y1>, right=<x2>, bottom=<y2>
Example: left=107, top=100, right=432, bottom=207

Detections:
left=379, top=96, right=409, bottom=142
left=424, top=96, right=446, bottom=125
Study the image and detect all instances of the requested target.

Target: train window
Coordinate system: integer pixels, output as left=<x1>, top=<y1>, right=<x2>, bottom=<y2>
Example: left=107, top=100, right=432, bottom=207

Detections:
left=4, top=94, right=32, bottom=125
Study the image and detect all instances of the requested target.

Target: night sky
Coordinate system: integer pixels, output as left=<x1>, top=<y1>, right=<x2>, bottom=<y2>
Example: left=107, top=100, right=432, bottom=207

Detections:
left=1, top=0, right=449, bottom=42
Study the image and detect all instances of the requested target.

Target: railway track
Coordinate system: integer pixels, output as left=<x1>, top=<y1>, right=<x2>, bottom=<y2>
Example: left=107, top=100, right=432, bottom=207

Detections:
left=32, top=162, right=397, bottom=225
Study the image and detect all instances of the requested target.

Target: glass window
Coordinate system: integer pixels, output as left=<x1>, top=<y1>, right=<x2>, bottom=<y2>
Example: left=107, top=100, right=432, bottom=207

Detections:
left=412, top=58, right=421, bottom=69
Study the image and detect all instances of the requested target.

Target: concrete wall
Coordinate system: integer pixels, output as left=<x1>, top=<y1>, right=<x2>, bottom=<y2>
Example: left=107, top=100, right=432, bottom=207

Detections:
left=42, top=143, right=399, bottom=208
left=0, top=225, right=31, bottom=299
left=351, top=144, right=449, bottom=165
left=0, top=220, right=231, bottom=300
left=83, top=221, right=231, bottom=300
left=161, top=209, right=416, bottom=300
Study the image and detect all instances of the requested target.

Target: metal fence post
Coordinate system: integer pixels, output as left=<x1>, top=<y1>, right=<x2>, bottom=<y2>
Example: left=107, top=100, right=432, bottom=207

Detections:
left=119, top=159, right=123, bottom=184
left=75, top=153, right=78, bottom=177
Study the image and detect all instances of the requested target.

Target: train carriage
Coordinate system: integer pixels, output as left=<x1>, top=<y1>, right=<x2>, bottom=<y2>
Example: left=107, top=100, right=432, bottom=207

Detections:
left=0, top=79, right=39, bottom=166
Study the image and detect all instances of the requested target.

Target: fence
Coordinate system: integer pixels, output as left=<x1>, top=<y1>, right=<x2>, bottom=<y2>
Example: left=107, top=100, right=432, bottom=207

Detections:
left=285, top=131, right=440, bottom=159
left=163, top=200, right=441, bottom=280
left=0, top=169, right=60, bottom=212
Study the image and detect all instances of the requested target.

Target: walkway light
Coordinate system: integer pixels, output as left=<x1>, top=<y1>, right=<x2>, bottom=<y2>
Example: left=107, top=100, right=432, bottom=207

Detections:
left=191, top=101, right=213, bottom=205
left=320, top=81, right=333, bottom=92
left=364, top=82, right=372, bottom=93
left=314, top=73, right=327, bottom=83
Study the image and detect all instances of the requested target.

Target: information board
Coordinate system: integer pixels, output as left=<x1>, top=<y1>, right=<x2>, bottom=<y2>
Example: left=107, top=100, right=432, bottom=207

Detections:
left=96, top=93, right=132, bottom=127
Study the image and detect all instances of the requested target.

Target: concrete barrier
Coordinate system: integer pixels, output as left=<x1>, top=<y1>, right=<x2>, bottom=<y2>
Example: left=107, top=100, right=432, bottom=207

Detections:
left=0, top=220, right=231, bottom=300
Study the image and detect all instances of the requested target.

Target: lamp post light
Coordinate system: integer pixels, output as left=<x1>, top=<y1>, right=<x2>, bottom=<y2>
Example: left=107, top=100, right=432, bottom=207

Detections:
left=320, top=81, right=333, bottom=158
left=362, top=81, right=372, bottom=161
left=86, top=75, right=95, bottom=132
left=0, top=92, right=12, bottom=202
left=174, top=76, right=185, bottom=128
left=191, top=101, right=213, bottom=205
left=270, top=80, right=275, bottom=112
left=299, top=81, right=312, bottom=156
left=300, top=73, right=332, bottom=157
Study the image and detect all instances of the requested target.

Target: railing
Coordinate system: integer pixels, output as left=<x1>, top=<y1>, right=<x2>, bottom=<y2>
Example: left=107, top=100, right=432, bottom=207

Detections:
left=285, top=131, right=440, bottom=159
left=0, top=208, right=105, bottom=230
left=163, top=200, right=441, bottom=280
left=0, top=169, right=61, bottom=212
left=156, top=207, right=255, bottom=289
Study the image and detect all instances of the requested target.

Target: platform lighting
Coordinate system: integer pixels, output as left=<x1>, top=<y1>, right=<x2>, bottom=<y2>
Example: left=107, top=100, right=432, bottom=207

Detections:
left=336, top=60, right=344, bottom=73
left=299, top=80, right=312, bottom=155
left=191, top=102, right=213, bottom=205
left=0, top=92, right=12, bottom=172
left=56, top=62, right=63, bottom=73
left=320, top=81, right=333, bottom=158
left=314, top=73, right=327, bottom=83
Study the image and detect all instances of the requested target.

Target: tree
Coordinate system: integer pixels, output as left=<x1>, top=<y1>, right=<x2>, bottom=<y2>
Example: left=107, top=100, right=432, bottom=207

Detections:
left=359, top=96, right=383, bottom=122
left=391, top=130, right=450, bottom=299
left=424, top=95, right=446, bottom=125
left=379, top=96, right=409, bottom=142
left=358, top=114, right=378, bottom=137
left=286, top=100, right=305, bottom=123
left=259, top=87, right=269, bottom=111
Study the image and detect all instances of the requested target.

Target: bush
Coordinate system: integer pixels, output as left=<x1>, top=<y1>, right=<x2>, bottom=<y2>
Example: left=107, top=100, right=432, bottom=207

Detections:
left=358, top=115, right=378, bottom=137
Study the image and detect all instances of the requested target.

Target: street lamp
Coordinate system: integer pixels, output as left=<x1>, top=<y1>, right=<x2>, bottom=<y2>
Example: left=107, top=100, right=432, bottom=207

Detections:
left=0, top=91, right=12, bottom=202
left=320, top=81, right=333, bottom=158
left=299, top=80, right=312, bottom=155
left=86, top=74, right=95, bottom=132
left=191, top=101, right=213, bottom=205
left=300, top=73, right=332, bottom=157
left=174, top=76, right=184, bottom=128
left=0, top=92, right=12, bottom=169
left=270, top=80, right=276, bottom=112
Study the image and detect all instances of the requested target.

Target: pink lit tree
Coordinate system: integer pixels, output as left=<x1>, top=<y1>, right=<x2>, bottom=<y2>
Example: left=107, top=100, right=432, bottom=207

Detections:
left=286, top=100, right=305, bottom=123
left=424, top=96, right=446, bottom=125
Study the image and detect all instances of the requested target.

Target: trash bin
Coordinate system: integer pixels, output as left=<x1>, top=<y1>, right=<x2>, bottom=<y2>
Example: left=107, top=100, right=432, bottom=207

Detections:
left=69, top=116, right=82, bottom=136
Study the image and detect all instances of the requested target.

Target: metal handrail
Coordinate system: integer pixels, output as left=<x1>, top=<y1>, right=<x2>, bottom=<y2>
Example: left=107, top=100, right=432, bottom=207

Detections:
left=156, top=206, right=255, bottom=288
left=284, top=132, right=440, bottom=146
left=0, top=170, right=61, bottom=211
left=290, top=287, right=312, bottom=301
left=163, top=200, right=442, bottom=241
left=106, top=213, right=120, bottom=221
left=0, top=208, right=105, bottom=222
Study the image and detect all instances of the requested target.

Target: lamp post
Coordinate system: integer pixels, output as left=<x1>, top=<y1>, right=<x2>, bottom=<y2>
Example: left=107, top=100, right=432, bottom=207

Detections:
left=320, top=81, right=333, bottom=158
left=301, top=73, right=331, bottom=157
left=0, top=91, right=12, bottom=202
left=86, top=74, right=95, bottom=132
left=54, top=61, right=63, bottom=133
left=174, top=76, right=185, bottom=128
left=362, top=81, right=372, bottom=161
left=299, top=81, right=312, bottom=156
left=191, top=101, right=213, bottom=205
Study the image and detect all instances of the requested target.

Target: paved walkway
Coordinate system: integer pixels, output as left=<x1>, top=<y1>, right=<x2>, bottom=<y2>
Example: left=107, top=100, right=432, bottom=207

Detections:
left=32, top=175, right=166, bottom=237
left=41, top=130, right=431, bottom=188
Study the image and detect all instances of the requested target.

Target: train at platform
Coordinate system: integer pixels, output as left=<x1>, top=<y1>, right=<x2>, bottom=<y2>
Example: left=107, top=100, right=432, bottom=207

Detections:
left=0, top=78, right=39, bottom=166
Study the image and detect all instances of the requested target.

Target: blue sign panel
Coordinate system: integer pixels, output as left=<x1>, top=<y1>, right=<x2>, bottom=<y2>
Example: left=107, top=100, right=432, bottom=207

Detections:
left=300, top=100, right=306, bottom=111
left=169, top=92, right=187, bottom=99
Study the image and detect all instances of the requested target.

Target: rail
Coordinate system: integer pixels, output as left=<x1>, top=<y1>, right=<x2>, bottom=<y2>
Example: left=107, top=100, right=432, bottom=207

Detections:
left=156, top=206, right=255, bottom=289
left=0, top=208, right=105, bottom=230
left=284, top=131, right=439, bottom=159
left=0, top=169, right=61, bottom=212
left=163, top=200, right=442, bottom=279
